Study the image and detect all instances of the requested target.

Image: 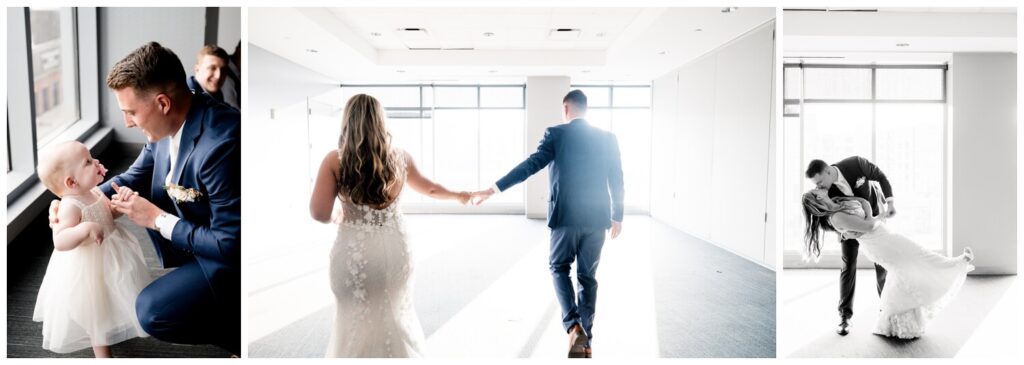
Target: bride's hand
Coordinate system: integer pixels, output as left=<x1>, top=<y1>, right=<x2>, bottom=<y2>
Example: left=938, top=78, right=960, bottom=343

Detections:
left=456, top=191, right=471, bottom=205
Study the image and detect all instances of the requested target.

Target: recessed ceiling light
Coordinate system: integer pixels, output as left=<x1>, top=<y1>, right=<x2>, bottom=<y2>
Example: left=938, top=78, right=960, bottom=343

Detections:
left=488, top=70, right=498, bottom=73
left=396, top=70, right=406, bottom=73
left=657, top=50, right=669, bottom=56
left=722, top=7, right=739, bottom=13
left=582, top=70, right=591, bottom=73
left=483, top=32, right=495, bottom=37
left=370, top=32, right=382, bottom=37
left=695, top=28, right=703, bottom=32
left=305, top=48, right=318, bottom=53
left=896, top=43, right=910, bottom=47
left=596, top=32, right=607, bottom=38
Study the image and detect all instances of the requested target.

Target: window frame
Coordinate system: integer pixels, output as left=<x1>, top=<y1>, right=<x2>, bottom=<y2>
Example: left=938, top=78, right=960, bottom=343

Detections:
left=338, top=84, right=527, bottom=213
left=781, top=63, right=949, bottom=269
left=7, top=7, right=100, bottom=202
left=570, top=84, right=653, bottom=213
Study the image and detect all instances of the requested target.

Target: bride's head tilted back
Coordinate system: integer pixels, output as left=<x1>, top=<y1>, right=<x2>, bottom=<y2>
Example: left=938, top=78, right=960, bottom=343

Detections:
left=801, top=189, right=850, bottom=261
left=337, top=94, right=399, bottom=206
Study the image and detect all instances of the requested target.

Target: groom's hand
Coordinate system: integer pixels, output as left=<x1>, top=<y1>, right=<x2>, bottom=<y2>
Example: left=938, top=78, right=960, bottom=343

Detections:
left=609, top=220, right=622, bottom=239
left=110, top=186, right=163, bottom=229
left=470, top=188, right=495, bottom=206
left=886, top=199, right=896, bottom=218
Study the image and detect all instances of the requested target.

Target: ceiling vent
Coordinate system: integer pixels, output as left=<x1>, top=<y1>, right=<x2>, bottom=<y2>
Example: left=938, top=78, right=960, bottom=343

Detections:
left=548, top=28, right=582, bottom=40
left=397, top=27, right=430, bottom=40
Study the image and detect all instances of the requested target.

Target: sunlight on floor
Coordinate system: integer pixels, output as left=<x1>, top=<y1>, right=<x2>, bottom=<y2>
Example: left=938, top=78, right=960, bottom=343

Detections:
left=781, top=269, right=1017, bottom=358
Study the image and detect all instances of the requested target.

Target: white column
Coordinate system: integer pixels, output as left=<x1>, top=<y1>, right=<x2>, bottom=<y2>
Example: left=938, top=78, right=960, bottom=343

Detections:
left=949, top=53, right=1017, bottom=275
left=523, top=76, right=570, bottom=219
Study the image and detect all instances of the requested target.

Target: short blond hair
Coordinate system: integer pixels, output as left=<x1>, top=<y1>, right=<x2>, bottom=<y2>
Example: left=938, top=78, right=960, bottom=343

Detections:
left=36, top=141, right=82, bottom=197
left=196, top=44, right=229, bottom=64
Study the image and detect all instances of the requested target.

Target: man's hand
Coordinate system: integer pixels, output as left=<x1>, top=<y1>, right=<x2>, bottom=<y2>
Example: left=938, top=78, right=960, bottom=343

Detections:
left=470, top=188, right=495, bottom=206
left=48, top=200, right=61, bottom=229
left=609, top=220, right=622, bottom=239
left=110, top=184, right=163, bottom=230
left=886, top=199, right=896, bottom=218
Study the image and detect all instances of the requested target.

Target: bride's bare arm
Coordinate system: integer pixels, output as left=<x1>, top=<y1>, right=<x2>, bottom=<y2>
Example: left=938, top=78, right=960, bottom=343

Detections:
left=830, top=210, right=883, bottom=233
left=310, top=151, right=341, bottom=223
left=850, top=197, right=874, bottom=218
left=404, top=153, right=470, bottom=204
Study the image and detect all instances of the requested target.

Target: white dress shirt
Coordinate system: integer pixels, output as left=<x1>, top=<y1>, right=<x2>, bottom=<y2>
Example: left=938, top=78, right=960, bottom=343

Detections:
left=832, top=166, right=854, bottom=197
left=154, top=120, right=186, bottom=240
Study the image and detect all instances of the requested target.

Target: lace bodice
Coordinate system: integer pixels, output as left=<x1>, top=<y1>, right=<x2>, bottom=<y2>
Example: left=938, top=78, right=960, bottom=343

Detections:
left=62, top=188, right=115, bottom=235
left=336, top=149, right=408, bottom=230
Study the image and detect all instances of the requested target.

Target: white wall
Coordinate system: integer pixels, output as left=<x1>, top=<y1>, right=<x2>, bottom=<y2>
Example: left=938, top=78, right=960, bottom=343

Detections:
left=98, top=7, right=207, bottom=144
left=523, top=77, right=570, bottom=219
left=650, top=21, right=776, bottom=268
left=949, top=53, right=1017, bottom=275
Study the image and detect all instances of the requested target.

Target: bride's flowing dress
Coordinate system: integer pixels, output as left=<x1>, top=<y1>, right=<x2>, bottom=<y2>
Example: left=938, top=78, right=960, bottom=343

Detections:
left=326, top=149, right=425, bottom=357
left=833, top=183, right=974, bottom=339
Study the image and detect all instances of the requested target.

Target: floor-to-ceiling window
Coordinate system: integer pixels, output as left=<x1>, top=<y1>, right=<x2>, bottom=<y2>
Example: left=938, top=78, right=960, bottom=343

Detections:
left=571, top=85, right=652, bottom=212
left=782, top=64, right=947, bottom=267
left=7, top=7, right=95, bottom=199
left=305, top=84, right=526, bottom=211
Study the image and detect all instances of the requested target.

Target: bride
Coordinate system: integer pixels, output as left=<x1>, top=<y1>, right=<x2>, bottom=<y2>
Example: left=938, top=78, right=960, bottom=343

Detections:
left=801, top=182, right=974, bottom=339
left=309, top=94, right=471, bottom=357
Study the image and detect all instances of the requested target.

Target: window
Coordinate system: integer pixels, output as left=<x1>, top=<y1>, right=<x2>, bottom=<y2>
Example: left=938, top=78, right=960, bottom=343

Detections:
left=8, top=8, right=96, bottom=199
left=30, top=7, right=80, bottom=148
left=571, top=85, right=652, bottom=211
left=334, top=85, right=527, bottom=208
left=782, top=64, right=947, bottom=265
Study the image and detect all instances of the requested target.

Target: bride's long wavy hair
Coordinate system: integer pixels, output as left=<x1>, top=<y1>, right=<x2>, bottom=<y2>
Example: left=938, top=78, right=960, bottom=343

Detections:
left=336, top=94, right=398, bottom=206
left=801, top=192, right=860, bottom=261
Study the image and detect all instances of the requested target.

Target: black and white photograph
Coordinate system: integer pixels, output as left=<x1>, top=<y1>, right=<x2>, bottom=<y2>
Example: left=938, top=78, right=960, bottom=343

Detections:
left=778, top=7, right=1018, bottom=358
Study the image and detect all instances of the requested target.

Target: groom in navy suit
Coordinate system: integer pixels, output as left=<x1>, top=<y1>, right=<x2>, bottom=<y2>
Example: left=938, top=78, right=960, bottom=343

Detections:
left=474, top=90, right=624, bottom=358
left=54, top=42, right=240, bottom=354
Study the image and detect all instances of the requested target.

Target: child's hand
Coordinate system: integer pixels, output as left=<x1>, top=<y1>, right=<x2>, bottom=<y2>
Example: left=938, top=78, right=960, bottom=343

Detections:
left=84, top=222, right=105, bottom=246
left=111, top=182, right=137, bottom=202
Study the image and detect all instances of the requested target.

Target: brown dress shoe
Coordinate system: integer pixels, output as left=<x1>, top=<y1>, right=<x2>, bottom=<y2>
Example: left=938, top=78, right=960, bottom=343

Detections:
left=568, top=324, right=588, bottom=358
left=585, top=347, right=593, bottom=358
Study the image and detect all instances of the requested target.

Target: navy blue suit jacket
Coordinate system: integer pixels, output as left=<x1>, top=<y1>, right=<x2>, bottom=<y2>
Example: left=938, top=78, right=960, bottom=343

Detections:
left=187, top=75, right=227, bottom=106
left=496, top=118, right=624, bottom=229
left=101, top=93, right=240, bottom=303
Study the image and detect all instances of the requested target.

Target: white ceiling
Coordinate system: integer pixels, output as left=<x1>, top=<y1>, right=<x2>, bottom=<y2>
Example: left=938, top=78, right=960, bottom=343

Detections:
left=249, top=7, right=776, bottom=84
left=783, top=8, right=1017, bottom=61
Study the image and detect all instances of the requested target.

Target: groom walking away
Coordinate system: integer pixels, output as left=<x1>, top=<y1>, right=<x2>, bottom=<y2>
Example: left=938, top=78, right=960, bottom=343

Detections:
left=50, top=42, right=240, bottom=355
left=805, top=156, right=894, bottom=336
left=473, top=90, right=624, bottom=358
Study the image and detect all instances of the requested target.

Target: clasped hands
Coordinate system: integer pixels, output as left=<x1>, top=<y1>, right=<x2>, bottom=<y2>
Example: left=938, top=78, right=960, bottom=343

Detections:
left=460, top=187, right=621, bottom=239
left=48, top=182, right=165, bottom=231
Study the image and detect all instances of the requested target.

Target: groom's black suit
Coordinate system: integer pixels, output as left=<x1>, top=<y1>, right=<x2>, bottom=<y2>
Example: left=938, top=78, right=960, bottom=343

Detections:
left=830, top=156, right=893, bottom=320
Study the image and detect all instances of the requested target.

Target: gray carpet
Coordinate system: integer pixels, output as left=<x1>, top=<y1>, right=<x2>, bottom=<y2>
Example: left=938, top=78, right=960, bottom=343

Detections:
left=649, top=223, right=777, bottom=357
left=6, top=146, right=232, bottom=358
left=247, top=215, right=777, bottom=358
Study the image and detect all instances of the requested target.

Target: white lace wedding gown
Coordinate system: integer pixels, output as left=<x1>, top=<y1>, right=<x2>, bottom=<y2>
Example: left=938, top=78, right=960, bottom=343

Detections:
left=326, top=150, right=425, bottom=358
left=832, top=187, right=973, bottom=339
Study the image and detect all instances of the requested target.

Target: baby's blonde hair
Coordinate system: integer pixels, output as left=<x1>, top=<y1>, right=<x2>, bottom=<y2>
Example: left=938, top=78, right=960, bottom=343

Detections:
left=36, top=141, right=83, bottom=197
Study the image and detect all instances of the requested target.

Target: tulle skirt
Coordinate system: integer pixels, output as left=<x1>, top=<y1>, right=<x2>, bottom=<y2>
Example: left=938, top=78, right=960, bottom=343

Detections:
left=33, top=223, right=153, bottom=353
